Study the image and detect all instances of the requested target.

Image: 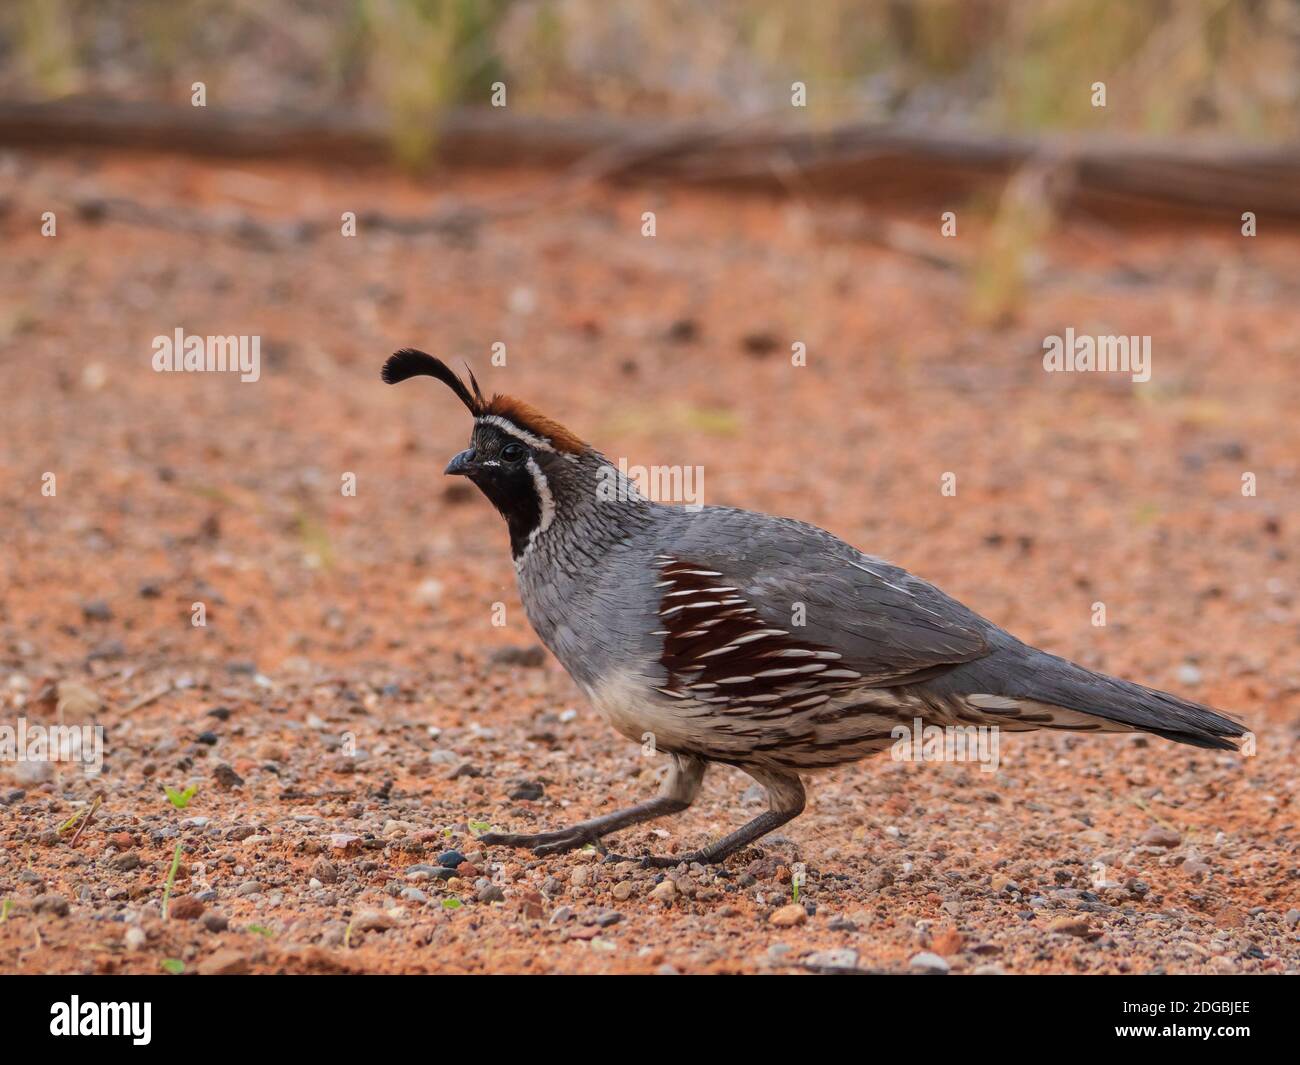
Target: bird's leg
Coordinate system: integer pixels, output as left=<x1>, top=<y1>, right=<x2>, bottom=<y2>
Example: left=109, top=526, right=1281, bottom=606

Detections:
left=478, top=754, right=706, bottom=858
left=633, top=768, right=805, bottom=868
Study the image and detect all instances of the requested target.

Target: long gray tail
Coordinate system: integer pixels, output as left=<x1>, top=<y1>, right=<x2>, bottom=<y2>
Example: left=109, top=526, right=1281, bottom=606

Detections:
left=937, top=644, right=1247, bottom=751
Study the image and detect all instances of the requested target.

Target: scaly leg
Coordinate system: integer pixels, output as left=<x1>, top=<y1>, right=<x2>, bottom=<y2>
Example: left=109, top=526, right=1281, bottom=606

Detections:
left=627, top=767, right=805, bottom=868
left=478, top=754, right=706, bottom=857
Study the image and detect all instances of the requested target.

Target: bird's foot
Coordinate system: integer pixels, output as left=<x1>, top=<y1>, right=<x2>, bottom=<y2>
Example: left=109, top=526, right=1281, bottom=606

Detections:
left=639, top=850, right=711, bottom=868
left=600, top=848, right=719, bottom=868
left=598, top=850, right=636, bottom=865
left=478, top=827, right=597, bottom=857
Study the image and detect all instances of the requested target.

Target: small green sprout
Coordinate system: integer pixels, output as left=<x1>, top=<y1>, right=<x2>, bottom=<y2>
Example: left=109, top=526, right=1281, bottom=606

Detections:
left=0, top=899, right=12, bottom=923
left=247, top=924, right=274, bottom=937
left=468, top=820, right=492, bottom=834
left=161, top=959, right=185, bottom=975
left=442, top=897, right=462, bottom=910
left=164, top=785, right=198, bottom=810
left=160, top=843, right=182, bottom=919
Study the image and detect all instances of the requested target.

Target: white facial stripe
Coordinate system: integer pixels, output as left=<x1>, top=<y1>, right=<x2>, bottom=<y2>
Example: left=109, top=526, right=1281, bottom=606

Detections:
left=476, top=415, right=555, bottom=453
left=522, top=455, right=555, bottom=556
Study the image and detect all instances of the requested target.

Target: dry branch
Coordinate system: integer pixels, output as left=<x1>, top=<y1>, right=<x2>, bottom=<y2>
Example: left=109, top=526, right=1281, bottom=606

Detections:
left=5, top=98, right=1300, bottom=221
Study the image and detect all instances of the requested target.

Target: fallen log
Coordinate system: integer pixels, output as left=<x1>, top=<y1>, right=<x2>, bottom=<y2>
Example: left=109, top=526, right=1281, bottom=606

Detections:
left=4, top=98, right=1300, bottom=221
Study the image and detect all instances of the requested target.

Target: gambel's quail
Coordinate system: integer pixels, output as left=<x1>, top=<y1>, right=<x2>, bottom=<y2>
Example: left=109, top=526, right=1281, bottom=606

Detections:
left=383, top=349, right=1246, bottom=866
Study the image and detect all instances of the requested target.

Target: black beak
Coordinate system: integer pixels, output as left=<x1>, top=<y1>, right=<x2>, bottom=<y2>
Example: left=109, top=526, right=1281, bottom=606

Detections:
left=444, top=448, right=476, bottom=476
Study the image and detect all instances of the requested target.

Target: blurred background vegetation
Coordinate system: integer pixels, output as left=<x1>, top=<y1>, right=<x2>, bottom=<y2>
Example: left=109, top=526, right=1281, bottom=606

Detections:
left=5, top=1, right=1293, bottom=327
left=3, top=0, right=1298, bottom=149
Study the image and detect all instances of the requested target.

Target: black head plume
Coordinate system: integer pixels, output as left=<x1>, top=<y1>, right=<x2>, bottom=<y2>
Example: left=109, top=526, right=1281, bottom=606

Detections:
left=382, top=348, right=485, bottom=415
left=382, top=347, right=587, bottom=454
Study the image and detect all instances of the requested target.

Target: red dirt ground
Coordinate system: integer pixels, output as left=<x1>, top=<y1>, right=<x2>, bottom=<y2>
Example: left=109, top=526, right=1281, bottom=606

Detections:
left=0, top=150, right=1296, bottom=974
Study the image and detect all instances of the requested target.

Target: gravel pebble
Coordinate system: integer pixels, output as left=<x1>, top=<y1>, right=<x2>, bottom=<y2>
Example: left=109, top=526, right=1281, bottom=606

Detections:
left=768, top=903, right=806, bottom=928
left=33, top=894, right=69, bottom=916
left=804, top=948, right=858, bottom=971
left=649, top=880, right=677, bottom=903
left=198, top=948, right=249, bottom=976
left=909, top=951, right=951, bottom=974
left=509, top=781, right=545, bottom=801
left=168, top=895, right=205, bottom=920
left=352, top=911, right=395, bottom=932
left=1140, top=827, right=1182, bottom=848
left=310, top=857, right=338, bottom=883
left=476, top=884, right=506, bottom=904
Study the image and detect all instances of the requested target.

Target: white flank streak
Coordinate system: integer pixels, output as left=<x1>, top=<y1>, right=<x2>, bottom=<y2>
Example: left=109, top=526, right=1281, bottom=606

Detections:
left=968, top=694, right=1020, bottom=710
left=732, top=629, right=788, bottom=644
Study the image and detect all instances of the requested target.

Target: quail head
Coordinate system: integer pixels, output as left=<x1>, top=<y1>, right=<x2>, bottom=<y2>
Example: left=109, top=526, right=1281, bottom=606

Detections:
left=383, top=349, right=1245, bottom=867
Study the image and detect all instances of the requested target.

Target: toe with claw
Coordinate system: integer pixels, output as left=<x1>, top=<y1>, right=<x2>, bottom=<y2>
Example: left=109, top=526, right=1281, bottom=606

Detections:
left=479, top=828, right=595, bottom=857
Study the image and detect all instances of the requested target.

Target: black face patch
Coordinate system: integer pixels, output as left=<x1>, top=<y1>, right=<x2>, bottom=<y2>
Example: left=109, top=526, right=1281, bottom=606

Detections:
left=462, top=423, right=545, bottom=558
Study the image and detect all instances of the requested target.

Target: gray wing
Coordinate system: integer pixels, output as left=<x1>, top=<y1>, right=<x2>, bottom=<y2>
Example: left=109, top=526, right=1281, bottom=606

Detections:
left=652, top=508, right=991, bottom=695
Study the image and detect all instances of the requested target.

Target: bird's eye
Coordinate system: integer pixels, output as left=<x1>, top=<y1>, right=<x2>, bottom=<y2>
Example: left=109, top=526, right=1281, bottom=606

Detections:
left=501, top=442, right=526, bottom=463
